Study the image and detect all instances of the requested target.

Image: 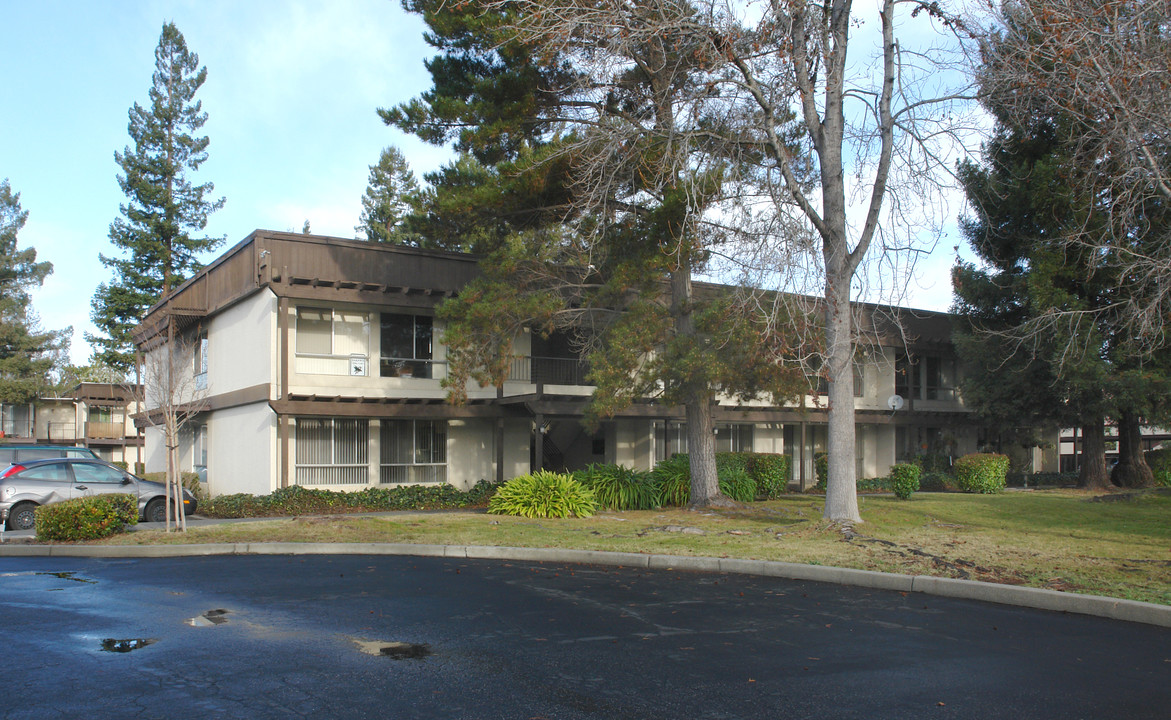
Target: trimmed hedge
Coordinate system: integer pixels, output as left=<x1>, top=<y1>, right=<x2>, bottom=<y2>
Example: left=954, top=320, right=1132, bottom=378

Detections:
left=889, top=463, right=921, bottom=499
left=199, top=481, right=499, bottom=519
left=954, top=453, right=1010, bottom=494
left=1146, top=448, right=1171, bottom=488
left=919, top=471, right=951, bottom=492
left=35, top=493, right=138, bottom=541
left=746, top=453, right=790, bottom=499
left=487, top=471, right=596, bottom=518
left=814, top=452, right=828, bottom=490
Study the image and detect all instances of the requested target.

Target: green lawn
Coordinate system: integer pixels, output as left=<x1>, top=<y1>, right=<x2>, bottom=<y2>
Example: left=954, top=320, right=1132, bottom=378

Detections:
left=96, top=489, right=1171, bottom=605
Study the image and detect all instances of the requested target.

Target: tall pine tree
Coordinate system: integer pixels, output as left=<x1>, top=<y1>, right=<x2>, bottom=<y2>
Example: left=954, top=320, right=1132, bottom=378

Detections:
left=390, top=1, right=812, bottom=506
left=0, top=179, right=70, bottom=403
left=955, top=9, right=1169, bottom=489
left=356, top=146, right=422, bottom=244
left=89, top=22, right=224, bottom=372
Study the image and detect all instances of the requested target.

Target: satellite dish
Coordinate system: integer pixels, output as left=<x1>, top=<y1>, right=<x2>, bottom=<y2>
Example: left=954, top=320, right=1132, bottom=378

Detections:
left=887, top=394, right=905, bottom=411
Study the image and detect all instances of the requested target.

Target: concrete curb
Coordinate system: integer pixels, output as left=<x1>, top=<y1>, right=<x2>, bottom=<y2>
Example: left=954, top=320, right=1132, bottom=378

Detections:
left=2, top=541, right=1167, bottom=628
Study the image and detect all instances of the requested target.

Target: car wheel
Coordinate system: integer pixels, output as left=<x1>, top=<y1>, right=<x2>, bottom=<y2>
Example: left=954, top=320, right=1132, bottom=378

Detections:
left=7, top=502, right=37, bottom=531
left=145, top=498, right=167, bottom=524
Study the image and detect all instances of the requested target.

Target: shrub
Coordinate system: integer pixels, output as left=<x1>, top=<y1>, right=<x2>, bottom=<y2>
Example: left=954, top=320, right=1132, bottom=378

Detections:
left=143, top=471, right=206, bottom=501
left=651, top=455, right=692, bottom=507
left=35, top=493, right=138, bottom=542
left=488, top=471, right=596, bottom=518
left=856, top=477, right=893, bottom=492
left=914, top=454, right=954, bottom=474
left=1006, top=471, right=1078, bottom=488
left=1146, top=449, right=1171, bottom=488
left=199, top=480, right=500, bottom=518
left=650, top=454, right=760, bottom=506
left=888, top=463, right=921, bottom=499
left=954, top=453, right=1010, bottom=494
left=746, top=453, right=790, bottom=499
left=574, top=464, right=658, bottom=510
left=112, top=461, right=129, bottom=471
left=814, top=452, right=828, bottom=490
left=918, top=471, right=951, bottom=492
left=716, top=453, right=756, bottom=502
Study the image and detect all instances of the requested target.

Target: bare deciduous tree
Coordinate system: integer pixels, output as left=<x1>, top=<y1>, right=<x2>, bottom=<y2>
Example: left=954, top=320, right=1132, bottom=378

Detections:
left=136, top=323, right=207, bottom=531
left=702, top=0, right=976, bottom=523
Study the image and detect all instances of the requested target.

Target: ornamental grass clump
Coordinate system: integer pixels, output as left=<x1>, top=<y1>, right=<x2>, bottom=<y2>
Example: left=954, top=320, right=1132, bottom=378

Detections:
left=888, top=463, right=922, bottom=499
left=650, top=454, right=762, bottom=506
left=488, top=471, right=596, bottom=518
left=954, top=453, right=1010, bottom=494
left=574, top=464, right=658, bottom=510
left=651, top=455, right=692, bottom=506
left=715, top=453, right=757, bottom=502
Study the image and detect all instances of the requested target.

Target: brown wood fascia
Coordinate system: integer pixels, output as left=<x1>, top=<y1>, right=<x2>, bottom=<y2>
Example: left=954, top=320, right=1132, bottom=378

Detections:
left=269, top=397, right=529, bottom=420
left=133, top=383, right=271, bottom=427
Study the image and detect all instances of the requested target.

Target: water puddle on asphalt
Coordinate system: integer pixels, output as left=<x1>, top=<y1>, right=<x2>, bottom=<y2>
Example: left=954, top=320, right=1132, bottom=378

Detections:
left=35, top=571, right=97, bottom=584
left=353, top=639, right=433, bottom=659
left=100, top=638, right=157, bottom=653
left=186, top=609, right=231, bottom=627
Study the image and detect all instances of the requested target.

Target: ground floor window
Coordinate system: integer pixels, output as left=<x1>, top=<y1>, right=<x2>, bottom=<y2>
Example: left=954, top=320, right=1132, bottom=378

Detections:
left=654, top=421, right=754, bottom=462
left=295, top=418, right=369, bottom=485
left=380, top=420, right=447, bottom=484
left=292, top=417, right=448, bottom=487
left=716, top=424, right=754, bottom=454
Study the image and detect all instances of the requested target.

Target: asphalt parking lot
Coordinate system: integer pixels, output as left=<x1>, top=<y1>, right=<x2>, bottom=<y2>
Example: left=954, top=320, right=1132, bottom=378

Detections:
left=1, top=553, right=1168, bottom=719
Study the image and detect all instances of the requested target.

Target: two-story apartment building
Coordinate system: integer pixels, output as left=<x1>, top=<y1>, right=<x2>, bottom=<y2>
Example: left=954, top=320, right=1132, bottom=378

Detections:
left=133, top=230, right=986, bottom=497
left=0, top=383, right=143, bottom=466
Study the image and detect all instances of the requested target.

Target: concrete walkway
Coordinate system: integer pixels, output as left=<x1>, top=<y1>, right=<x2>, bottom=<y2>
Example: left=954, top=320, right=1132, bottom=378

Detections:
left=2, top=512, right=1167, bottom=629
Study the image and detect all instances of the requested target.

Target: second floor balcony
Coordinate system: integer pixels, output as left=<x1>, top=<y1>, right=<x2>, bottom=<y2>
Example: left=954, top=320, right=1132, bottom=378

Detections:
left=508, top=356, right=592, bottom=386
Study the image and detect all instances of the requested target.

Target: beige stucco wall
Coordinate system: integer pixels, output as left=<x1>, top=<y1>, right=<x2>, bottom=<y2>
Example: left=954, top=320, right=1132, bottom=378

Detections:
left=209, top=290, right=276, bottom=394
left=143, top=425, right=167, bottom=475
left=448, top=419, right=495, bottom=488
left=612, top=420, right=653, bottom=471
left=209, top=404, right=275, bottom=496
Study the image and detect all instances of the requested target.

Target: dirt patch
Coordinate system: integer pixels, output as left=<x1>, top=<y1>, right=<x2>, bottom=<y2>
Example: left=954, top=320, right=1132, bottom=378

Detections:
left=838, top=525, right=1028, bottom=585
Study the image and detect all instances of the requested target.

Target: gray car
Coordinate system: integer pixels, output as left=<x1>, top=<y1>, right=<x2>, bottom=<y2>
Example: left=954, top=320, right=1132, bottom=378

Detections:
left=0, top=458, right=197, bottom=531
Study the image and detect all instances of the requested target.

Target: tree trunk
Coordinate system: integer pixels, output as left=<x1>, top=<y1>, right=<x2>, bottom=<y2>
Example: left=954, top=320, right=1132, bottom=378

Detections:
left=1111, top=411, right=1155, bottom=488
left=669, top=262, right=727, bottom=508
left=1078, top=416, right=1111, bottom=489
left=686, top=393, right=729, bottom=507
left=823, top=272, right=861, bottom=523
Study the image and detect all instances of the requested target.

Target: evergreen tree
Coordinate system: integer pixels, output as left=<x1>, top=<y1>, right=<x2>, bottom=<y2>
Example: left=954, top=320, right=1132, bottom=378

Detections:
left=0, top=179, right=70, bottom=403
left=390, top=1, right=812, bottom=506
left=357, top=146, right=422, bottom=244
left=89, top=22, right=224, bottom=372
left=955, top=14, right=1169, bottom=489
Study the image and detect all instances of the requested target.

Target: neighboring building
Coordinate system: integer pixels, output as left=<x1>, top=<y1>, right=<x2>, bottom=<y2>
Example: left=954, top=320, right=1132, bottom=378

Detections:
left=132, top=230, right=989, bottom=497
left=1059, top=425, right=1170, bottom=473
left=0, top=383, right=144, bottom=466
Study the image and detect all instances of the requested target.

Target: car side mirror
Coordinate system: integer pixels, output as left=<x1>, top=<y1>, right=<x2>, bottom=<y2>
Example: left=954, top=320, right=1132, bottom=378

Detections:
left=122, top=478, right=133, bottom=486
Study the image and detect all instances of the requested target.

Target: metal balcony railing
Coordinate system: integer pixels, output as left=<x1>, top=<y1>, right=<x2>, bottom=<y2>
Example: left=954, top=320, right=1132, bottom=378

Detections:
left=507, top=356, right=591, bottom=386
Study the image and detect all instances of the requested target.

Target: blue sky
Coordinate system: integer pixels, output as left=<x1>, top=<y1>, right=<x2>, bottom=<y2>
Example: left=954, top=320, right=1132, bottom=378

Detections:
left=2, top=0, right=963, bottom=367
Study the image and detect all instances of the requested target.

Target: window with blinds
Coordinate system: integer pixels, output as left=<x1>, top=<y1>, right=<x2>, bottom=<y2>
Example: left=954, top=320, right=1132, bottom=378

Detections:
left=295, top=418, right=369, bottom=485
